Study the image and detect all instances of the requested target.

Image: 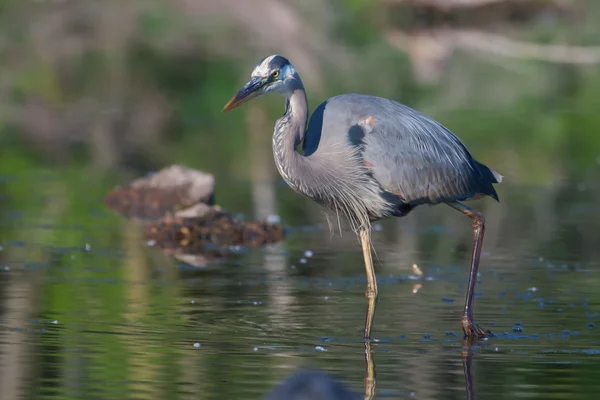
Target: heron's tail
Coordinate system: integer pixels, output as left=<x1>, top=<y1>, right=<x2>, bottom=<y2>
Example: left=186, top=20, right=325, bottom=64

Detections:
left=475, top=161, right=502, bottom=202
left=488, top=167, right=503, bottom=184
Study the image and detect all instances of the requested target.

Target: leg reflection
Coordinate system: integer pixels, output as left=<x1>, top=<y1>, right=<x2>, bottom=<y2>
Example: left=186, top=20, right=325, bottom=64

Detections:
left=461, top=339, right=476, bottom=400
left=411, top=264, right=424, bottom=294
left=364, top=340, right=375, bottom=400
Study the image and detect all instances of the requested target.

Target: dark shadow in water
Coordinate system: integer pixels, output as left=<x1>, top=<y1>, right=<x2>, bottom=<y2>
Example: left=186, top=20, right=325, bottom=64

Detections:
left=263, top=341, right=374, bottom=399
left=264, top=338, right=478, bottom=399
left=263, top=368, right=362, bottom=400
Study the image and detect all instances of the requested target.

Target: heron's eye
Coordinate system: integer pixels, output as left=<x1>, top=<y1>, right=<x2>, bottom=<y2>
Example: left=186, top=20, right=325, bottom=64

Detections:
left=271, top=70, right=280, bottom=79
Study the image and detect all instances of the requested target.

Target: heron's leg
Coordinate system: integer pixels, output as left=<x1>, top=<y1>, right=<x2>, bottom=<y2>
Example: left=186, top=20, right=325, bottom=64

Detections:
left=359, top=227, right=378, bottom=340
left=446, top=201, right=491, bottom=338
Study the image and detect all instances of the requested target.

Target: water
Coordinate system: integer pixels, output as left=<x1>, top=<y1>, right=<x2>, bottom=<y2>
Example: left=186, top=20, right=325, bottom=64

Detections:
left=1, top=174, right=600, bottom=399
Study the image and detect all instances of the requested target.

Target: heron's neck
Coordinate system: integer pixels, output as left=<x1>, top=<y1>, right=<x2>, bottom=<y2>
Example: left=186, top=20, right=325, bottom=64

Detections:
left=273, top=84, right=310, bottom=192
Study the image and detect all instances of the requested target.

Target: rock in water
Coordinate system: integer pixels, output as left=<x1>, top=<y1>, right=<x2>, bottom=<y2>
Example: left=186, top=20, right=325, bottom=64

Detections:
left=104, top=165, right=284, bottom=260
left=104, top=164, right=215, bottom=219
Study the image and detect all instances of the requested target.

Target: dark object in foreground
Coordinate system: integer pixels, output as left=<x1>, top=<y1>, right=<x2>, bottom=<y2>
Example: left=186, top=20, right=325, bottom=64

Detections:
left=264, top=369, right=361, bottom=400
left=104, top=165, right=284, bottom=260
left=223, top=55, right=502, bottom=339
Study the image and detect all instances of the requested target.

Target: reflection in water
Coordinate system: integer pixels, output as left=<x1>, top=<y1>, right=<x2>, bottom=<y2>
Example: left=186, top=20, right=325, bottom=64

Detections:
left=364, top=341, right=375, bottom=400
left=2, top=179, right=600, bottom=399
left=462, top=342, right=475, bottom=400
left=266, top=338, right=481, bottom=400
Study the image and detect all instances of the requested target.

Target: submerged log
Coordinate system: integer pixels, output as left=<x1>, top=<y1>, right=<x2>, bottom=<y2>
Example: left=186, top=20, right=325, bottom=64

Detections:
left=104, top=165, right=284, bottom=262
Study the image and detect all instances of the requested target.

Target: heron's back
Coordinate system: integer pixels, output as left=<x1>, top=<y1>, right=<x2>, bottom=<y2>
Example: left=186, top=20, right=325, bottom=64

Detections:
left=304, top=94, right=502, bottom=208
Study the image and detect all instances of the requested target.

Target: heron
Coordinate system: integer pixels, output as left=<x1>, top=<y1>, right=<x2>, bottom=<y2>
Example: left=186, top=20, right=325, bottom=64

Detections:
left=223, top=55, right=502, bottom=339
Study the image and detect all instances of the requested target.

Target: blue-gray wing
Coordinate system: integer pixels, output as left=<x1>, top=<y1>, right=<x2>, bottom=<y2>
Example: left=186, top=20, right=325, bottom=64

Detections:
left=321, top=94, right=501, bottom=205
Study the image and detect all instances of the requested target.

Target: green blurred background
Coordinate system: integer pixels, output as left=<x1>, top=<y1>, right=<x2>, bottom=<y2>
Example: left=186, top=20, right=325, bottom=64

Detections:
left=2, top=0, right=600, bottom=185
left=2, top=0, right=600, bottom=399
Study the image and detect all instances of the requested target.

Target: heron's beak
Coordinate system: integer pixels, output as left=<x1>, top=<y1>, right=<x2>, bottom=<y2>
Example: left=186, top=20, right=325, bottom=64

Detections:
left=222, top=77, right=267, bottom=112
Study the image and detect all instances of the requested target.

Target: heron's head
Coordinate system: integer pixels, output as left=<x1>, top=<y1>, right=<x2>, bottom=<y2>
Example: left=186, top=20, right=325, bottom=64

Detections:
left=222, top=55, right=298, bottom=112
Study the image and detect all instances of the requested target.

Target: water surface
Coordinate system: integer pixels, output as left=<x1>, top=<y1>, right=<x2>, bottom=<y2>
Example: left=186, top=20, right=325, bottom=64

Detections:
left=1, top=173, right=600, bottom=399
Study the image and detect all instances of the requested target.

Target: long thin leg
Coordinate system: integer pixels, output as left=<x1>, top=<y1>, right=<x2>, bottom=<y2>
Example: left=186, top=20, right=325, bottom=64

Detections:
left=359, top=227, right=378, bottom=340
left=446, top=201, right=491, bottom=338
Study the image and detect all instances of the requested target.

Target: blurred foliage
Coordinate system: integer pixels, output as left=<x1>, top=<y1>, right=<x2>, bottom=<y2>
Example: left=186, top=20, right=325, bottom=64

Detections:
left=0, top=0, right=598, bottom=188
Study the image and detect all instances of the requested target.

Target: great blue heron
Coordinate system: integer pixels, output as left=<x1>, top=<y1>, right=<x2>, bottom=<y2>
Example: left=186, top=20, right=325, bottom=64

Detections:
left=223, top=55, right=502, bottom=339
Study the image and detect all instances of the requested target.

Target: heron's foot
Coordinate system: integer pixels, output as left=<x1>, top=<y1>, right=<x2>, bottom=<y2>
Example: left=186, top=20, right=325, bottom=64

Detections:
left=461, top=315, right=492, bottom=339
